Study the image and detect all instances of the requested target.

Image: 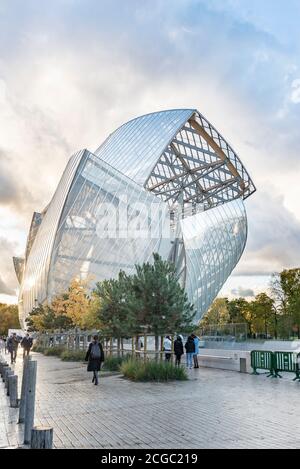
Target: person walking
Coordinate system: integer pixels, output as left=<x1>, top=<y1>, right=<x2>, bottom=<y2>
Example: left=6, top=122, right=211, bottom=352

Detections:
left=21, top=333, right=33, bottom=358
left=4, top=336, right=8, bottom=354
left=185, top=335, right=195, bottom=369
left=164, top=335, right=172, bottom=362
left=174, top=336, right=184, bottom=367
left=85, top=335, right=104, bottom=385
left=7, top=333, right=19, bottom=364
left=192, top=333, right=200, bottom=368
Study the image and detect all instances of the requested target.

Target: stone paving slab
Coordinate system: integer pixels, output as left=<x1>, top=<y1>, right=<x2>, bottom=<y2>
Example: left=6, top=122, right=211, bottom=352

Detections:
left=1, top=350, right=300, bottom=449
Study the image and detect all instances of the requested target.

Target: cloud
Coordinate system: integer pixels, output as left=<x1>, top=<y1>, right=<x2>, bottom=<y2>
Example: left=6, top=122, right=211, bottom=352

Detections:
left=236, top=190, right=300, bottom=276
left=231, top=286, right=255, bottom=298
left=0, top=237, right=20, bottom=299
left=0, top=274, right=14, bottom=296
left=0, top=147, right=37, bottom=215
left=0, top=0, right=299, bottom=299
left=290, top=79, right=300, bottom=103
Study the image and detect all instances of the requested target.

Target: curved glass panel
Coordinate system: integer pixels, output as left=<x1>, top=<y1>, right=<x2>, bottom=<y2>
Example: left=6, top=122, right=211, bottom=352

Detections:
left=181, top=198, right=247, bottom=320
left=13, top=257, right=24, bottom=284
left=25, top=212, right=43, bottom=261
left=47, top=150, right=171, bottom=301
left=18, top=150, right=84, bottom=325
left=94, top=109, right=195, bottom=185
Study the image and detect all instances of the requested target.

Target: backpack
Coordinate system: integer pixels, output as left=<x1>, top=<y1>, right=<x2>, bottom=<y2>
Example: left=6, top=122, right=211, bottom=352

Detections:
left=90, top=343, right=101, bottom=359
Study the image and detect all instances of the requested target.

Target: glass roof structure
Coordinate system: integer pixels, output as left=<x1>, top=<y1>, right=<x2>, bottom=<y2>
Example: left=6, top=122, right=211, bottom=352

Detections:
left=15, top=109, right=255, bottom=327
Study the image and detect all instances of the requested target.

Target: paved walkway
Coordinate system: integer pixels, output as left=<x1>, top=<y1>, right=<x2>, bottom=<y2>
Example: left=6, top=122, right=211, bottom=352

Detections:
left=1, top=351, right=300, bottom=449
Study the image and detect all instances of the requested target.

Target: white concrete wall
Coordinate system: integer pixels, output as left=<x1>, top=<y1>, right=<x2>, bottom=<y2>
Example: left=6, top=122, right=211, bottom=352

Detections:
left=197, top=349, right=252, bottom=373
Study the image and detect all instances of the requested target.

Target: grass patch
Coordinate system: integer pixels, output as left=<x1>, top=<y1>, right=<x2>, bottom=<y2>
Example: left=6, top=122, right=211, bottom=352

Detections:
left=60, top=350, right=86, bottom=362
left=102, top=355, right=126, bottom=371
left=32, top=344, right=46, bottom=353
left=120, top=359, right=188, bottom=382
left=43, top=346, right=65, bottom=357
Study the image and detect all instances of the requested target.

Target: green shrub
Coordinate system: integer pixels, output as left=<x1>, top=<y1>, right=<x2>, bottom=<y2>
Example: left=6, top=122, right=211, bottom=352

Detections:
left=120, top=359, right=188, bottom=382
left=32, top=344, right=46, bottom=353
left=60, top=350, right=86, bottom=362
left=43, top=346, right=65, bottom=357
left=102, top=355, right=128, bottom=371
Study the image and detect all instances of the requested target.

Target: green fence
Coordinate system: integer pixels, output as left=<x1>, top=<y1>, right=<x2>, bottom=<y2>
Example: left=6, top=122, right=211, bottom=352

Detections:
left=251, top=351, right=274, bottom=377
left=296, top=353, right=300, bottom=382
left=273, top=351, right=300, bottom=381
left=251, top=350, right=300, bottom=381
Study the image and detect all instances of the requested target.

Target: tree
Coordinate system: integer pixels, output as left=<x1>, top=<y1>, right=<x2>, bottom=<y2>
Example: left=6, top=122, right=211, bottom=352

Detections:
left=0, top=303, right=20, bottom=335
left=25, top=304, right=47, bottom=332
left=92, top=254, right=195, bottom=355
left=251, top=293, right=274, bottom=338
left=81, top=293, right=103, bottom=330
left=200, top=298, right=230, bottom=327
left=50, top=292, right=75, bottom=331
left=60, top=278, right=92, bottom=329
left=200, top=297, right=258, bottom=338
left=25, top=303, right=71, bottom=332
left=271, top=269, right=300, bottom=339
left=93, top=271, right=137, bottom=338
left=131, top=253, right=195, bottom=352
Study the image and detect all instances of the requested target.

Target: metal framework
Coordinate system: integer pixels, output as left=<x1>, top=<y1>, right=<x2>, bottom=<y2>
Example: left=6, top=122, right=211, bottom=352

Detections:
left=145, top=111, right=255, bottom=210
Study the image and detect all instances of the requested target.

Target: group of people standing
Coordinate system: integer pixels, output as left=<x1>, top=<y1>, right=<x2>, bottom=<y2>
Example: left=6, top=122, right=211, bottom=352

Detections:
left=0, top=333, right=33, bottom=364
left=164, top=334, right=200, bottom=369
left=84, top=333, right=201, bottom=387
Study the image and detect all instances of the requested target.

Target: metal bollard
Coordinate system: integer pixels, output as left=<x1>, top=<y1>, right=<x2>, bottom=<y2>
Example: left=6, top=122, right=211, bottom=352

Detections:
left=0, top=361, right=8, bottom=377
left=19, top=356, right=31, bottom=423
left=7, top=370, right=15, bottom=396
left=24, top=360, right=37, bottom=445
left=9, top=374, right=18, bottom=408
left=31, top=426, right=53, bottom=449
left=5, top=369, right=13, bottom=390
left=2, top=365, right=10, bottom=382
left=240, top=357, right=247, bottom=373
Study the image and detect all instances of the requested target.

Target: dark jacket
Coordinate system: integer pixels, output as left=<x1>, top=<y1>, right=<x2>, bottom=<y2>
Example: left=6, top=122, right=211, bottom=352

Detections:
left=174, top=339, right=184, bottom=357
left=85, top=341, right=105, bottom=372
left=21, top=337, right=33, bottom=350
left=7, top=336, right=19, bottom=352
left=185, top=336, right=195, bottom=354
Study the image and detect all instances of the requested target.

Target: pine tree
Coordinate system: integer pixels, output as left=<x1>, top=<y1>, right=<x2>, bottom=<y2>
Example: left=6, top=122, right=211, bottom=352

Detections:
left=93, top=271, right=137, bottom=339
left=131, top=253, right=195, bottom=351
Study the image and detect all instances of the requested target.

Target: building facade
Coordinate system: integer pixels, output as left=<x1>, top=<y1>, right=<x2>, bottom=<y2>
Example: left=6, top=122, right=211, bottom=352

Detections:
left=14, top=109, right=255, bottom=327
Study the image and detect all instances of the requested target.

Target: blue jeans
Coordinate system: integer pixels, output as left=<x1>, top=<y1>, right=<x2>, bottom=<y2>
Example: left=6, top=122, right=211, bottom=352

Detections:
left=186, top=353, right=193, bottom=368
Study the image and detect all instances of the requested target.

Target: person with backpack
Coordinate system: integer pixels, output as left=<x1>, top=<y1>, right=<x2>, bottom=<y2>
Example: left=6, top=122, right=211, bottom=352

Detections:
left=21, top=333, right=33, bottom=358
left=85, top=335, right=105, bottom=385
left=7, top=333, right=19, bottom=364
left=185, top=335, right=195, bottom=369
left=174, top=336, right=184, bottom=367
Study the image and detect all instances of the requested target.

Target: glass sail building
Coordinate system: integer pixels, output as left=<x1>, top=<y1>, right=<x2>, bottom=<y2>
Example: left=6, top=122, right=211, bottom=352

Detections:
left=14, top=109, right=255, bottom=327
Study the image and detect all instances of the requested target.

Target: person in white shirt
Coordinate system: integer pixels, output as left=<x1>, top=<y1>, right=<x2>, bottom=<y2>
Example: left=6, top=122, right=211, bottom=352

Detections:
left=164, top=335, right=172, bottom=362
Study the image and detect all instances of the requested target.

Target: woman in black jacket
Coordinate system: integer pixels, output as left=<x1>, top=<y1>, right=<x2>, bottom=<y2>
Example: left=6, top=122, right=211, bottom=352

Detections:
left=185, top=335, right=195, bottom=369
left=85, top=335, right=105, bottom=385
left=174, top=336, right=184, bottom=367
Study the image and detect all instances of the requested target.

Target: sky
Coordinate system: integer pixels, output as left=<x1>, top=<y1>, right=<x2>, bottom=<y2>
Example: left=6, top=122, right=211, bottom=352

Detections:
left=0, top=0, right=300, bottom=305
